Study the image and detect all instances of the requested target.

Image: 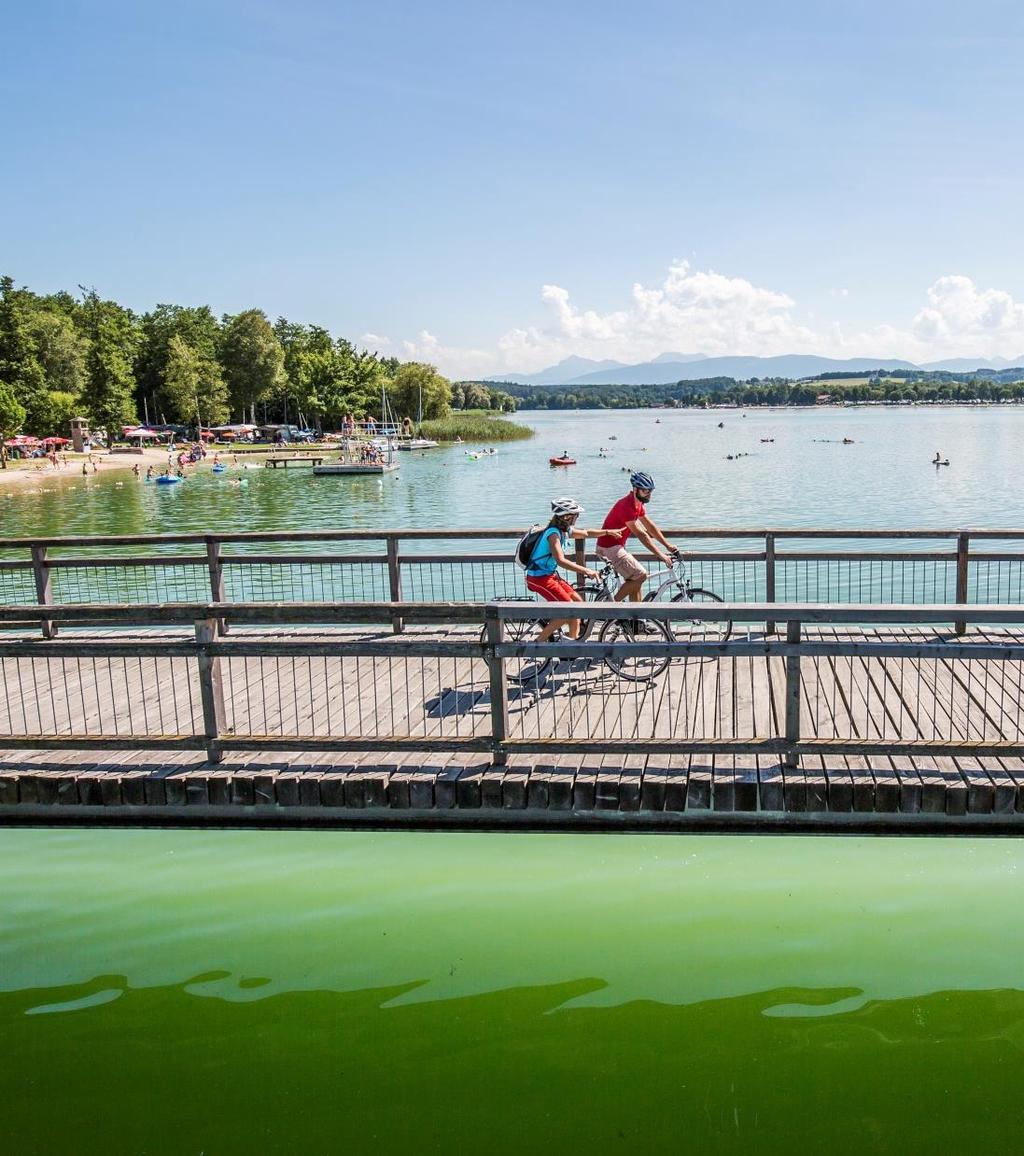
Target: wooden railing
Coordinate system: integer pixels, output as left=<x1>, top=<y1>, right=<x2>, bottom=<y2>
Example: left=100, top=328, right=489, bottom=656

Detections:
left=1, top=599, right=1023, bottom=769
left=4, top=528, right=1024, bottom=638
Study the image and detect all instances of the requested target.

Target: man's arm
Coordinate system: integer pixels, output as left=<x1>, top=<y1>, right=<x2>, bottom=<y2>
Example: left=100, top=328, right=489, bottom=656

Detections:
left=625, top=519, right=672, bottom=566
left=638, top=515, right=678, bottom=556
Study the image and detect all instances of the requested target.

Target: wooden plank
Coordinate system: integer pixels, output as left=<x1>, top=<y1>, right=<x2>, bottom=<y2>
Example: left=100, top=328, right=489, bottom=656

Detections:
left=501, top=766, right=529, bottom=809
left=640, top=753, right=670, bottom=812
left=871, top=758, right=900, bottom=813
left=957, top=756, right=995, bottom=814
left=572, top=762, right=599, bottom=811
left=594, top=761, right=621, bottom=811
left=758, top=761, right=785, bottom=812
left=479, top=765, right=505, bottom=808
left=822, top=756, right=853, bottom=813
left=733, top=754, right=759, bottom=813
left=890, top=755, right=922, bottom=814
left=455, top=765, right=483, bottom=809
left=687, top=758, right=712, bottom=810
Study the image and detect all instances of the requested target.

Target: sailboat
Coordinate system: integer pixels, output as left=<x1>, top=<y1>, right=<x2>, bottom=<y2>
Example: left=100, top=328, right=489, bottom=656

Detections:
left=313, top=384, right=399, bottom=477
left=398, top=380, right=439, bottom=450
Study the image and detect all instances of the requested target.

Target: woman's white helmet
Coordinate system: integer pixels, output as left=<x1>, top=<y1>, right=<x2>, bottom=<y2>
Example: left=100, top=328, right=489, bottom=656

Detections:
left=551, top=497, right=584, bottom=517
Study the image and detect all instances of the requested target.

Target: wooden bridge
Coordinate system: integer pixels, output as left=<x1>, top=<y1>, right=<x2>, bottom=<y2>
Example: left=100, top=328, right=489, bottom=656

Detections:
left=3, top=528, right=1024, bottom=831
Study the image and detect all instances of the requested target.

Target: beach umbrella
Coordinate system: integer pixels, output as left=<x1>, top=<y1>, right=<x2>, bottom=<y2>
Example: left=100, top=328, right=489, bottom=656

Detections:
left=42, top=436, right=71, bottom=445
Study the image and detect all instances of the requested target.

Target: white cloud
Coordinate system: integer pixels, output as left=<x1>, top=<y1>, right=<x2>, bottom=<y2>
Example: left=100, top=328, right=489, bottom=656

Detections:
left=374, top=265, right=1024, bottom=379
left=398, top=329, right=496, bottom=379
left=358, top=332, right=390, bottom=349
left=497, top=262, right=818, bottom=372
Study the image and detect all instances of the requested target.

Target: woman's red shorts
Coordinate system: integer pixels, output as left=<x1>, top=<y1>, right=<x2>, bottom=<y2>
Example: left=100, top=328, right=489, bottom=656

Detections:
left=525, top=573, right=578, bottom=602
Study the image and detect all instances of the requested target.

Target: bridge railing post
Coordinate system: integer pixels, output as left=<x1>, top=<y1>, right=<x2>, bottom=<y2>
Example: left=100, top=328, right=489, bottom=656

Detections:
left=574, top=538, right=587, bottom=592
left=485, top=603, right=509, bottom=766
left=195, top=617, right=226, bottom=765
left=765, top=533, right=776, bottom=636
left=955, top=531, right=970, bottom=636
left=31, top=544, right=56, bottom=640
left=783, top=619, right=802, bottom=768
left=386, top=535, right=403, bottom=634
left=205, top=536, right=228, bottom=636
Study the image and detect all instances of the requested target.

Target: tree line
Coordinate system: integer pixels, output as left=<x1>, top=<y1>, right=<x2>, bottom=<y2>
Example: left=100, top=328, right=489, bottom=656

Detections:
left=0, top=275, right=517, bottom=442
left=499, top=372, right=1024, bottom=410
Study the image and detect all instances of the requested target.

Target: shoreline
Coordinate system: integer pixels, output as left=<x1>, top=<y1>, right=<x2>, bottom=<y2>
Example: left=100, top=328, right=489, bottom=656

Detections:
left=0, top=447, right=184, bottom=492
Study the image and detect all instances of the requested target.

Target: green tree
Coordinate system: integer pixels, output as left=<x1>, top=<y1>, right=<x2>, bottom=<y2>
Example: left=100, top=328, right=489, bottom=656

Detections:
left=0, top=276, right=46, bottom=430
left=163, top=334, right=230, bottom=427
left=23, top=307, right=87, bottom=433
left=0, top=380, right=26, bottom=468
left=78, top=288, right=140, bottom=435
left=388, top=362, right=451, bottom=423
left=220, top=310, right=286, bottom=422
left=137, top=304, right=223, bottom=424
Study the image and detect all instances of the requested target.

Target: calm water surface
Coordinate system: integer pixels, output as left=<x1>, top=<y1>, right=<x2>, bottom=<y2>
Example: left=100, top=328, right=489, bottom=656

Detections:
left=4, top=409, right=1024, bottom=1151
left=3, top=829, right=1024, bottom=1153
left=4, top=406, right=1024, bottom=539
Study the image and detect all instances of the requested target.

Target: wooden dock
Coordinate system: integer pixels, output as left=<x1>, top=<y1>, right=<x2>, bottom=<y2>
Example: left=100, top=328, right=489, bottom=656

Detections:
left=264, top=455, right=324, bottom=468
left=3, top=611, right=1024, bottom=830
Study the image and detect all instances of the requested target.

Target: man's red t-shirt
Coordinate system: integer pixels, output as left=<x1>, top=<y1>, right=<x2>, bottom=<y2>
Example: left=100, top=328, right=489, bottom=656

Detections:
left=598, top=494, right=645, bottom=548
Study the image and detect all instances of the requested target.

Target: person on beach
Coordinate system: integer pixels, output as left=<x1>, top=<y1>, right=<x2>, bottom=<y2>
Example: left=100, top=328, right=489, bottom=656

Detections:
left=596, top=471, right=678, bottom=602
left=525, top=499, right=623, bottom=643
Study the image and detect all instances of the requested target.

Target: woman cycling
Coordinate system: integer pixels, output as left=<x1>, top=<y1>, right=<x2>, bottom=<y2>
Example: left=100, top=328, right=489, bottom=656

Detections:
left=526, top=498, right=623, bottom=643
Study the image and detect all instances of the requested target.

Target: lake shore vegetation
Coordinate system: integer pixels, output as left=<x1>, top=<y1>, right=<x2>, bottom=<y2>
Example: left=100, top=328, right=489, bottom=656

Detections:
left=490, top=368, right=1024, bottom=410
left=0, top=275, right=516, bottom=452
left=416, top=409, right=533, bottom=443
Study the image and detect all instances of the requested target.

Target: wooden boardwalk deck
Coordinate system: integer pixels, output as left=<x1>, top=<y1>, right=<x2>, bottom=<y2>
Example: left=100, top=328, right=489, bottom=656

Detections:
left=2, top=623, right=1024, bottom=828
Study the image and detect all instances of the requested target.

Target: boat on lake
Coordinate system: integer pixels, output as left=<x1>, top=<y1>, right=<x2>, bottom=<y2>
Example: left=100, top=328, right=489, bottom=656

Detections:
left=398, top=438, right=440, bottom=451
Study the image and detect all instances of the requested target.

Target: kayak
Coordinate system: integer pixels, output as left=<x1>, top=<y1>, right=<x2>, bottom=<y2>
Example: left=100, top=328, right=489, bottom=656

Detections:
left=549, top=456, right=576, bottom=466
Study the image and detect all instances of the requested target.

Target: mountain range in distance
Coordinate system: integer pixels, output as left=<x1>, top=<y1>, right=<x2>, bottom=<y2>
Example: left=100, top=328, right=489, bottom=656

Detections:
left=485, top=353, right=1024, bottom=388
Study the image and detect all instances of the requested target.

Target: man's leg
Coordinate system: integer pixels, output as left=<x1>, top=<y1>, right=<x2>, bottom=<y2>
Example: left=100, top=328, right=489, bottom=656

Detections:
left=614, top=577, right=644, bottom=602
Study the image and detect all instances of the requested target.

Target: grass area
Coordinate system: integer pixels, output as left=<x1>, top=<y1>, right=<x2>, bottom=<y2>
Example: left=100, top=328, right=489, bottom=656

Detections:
left=805, top=377, right=876, bottom=389
left=417, top=410, right=534, bottom=443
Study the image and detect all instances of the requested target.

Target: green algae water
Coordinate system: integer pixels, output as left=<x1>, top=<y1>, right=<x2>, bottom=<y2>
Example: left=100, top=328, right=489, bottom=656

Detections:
left=4, top=829, right=1024, bottom=1154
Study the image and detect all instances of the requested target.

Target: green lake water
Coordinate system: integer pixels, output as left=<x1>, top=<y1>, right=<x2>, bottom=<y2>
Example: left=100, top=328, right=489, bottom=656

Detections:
left=4, top=405, right=1024, bottom=539
left=3, top=829, right=1024, bottom=1153
left=5, top=407, right=1024, bottom=1151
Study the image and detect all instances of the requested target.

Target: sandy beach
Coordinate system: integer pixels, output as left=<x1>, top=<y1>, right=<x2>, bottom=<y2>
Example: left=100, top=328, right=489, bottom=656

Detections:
left=0, top=447, right=186, bottom=491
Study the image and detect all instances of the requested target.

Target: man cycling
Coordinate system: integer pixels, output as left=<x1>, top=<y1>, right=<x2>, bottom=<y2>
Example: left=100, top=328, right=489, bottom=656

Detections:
left=596, top=471, right=678, bottom=602
left=526, top=498, right=623, bottom=643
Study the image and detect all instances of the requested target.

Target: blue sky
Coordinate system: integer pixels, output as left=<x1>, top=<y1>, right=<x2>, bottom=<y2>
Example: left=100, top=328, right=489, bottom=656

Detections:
left=3, top=0, right=1023, bottom=375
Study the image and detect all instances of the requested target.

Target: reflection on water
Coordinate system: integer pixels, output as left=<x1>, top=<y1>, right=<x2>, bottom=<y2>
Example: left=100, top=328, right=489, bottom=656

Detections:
left=6, top=976, right=1024, bottom=1154
left=3, top=830, right=1024, bottom=1152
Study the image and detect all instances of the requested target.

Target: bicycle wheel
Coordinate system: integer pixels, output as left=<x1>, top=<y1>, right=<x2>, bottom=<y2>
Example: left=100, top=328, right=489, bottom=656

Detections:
left=598, top=615, right=672, bottom=681
left=480, top=616, right=553, bottom=683
left=670, top=588, right=732, bottom=647
left=576, top=584, right=610, bottom=643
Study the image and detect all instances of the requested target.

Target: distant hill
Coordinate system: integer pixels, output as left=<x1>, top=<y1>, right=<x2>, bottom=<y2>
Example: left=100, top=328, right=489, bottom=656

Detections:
left=488, top=355, right=626, bottom=386
left=918, top=356, right=1024, bottom=372
left=481, top=352, right=1024, bottom=388
left=529, top=354, right=919, bottom=386
left=651, top=351, right=707, bottom=364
